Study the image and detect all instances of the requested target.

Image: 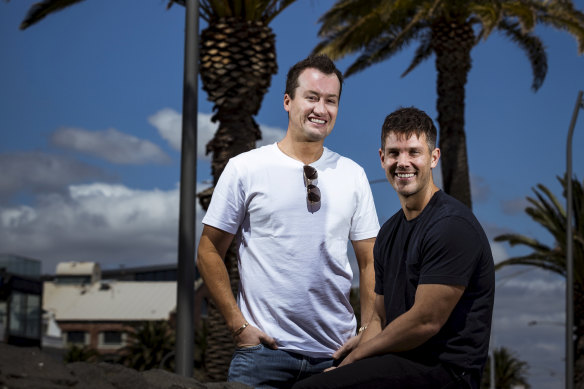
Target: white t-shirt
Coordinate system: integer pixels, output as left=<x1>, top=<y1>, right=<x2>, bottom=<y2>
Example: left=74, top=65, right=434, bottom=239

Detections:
left=202, top=143, right=379, bottom=357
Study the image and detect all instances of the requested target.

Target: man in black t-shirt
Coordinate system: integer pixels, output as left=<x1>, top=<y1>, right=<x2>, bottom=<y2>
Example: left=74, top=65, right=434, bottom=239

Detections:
left=293, top=107, right=494, bottom=389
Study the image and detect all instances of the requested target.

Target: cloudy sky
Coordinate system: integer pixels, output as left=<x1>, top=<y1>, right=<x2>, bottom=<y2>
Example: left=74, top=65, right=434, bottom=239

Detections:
left=1, top=1, right=583, bottom=387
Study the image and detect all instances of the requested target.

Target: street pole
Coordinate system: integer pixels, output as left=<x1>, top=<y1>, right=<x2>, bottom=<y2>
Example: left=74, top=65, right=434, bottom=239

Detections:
left=566, top=90, right=583, bottom=389
left=490, top=333, right=495, bottom=389
left=176, top=0, right=199, bottom=377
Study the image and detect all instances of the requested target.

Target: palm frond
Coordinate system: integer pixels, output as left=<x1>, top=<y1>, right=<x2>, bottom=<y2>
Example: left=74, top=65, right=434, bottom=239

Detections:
left=495, top=175, right=584, bottom=285
left=19, top=0, right=86, bottom=30
left=262, top=0, right=297, bottom=23
left=536, top=0, right=584, bottom=54
left=344, top=24, right=426, bottom=77
left=315, top=0, right=421, bottom=62
left=469, top=3, right=503, bottom=39
left=495, top=252, right=566, bottom=276
left=317, top=0, right=384, bottom=36
left=401, top=31, right=433, bottom=77
left=497, top=20, right=547, bottom=91
left=494, top=233, right=554, bottom=254
left=502, top=1, right=537, bottom=33
left=314, top=10, right=392, bottom=60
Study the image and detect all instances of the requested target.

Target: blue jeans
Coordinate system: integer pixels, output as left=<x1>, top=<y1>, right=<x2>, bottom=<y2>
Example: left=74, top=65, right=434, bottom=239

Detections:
left=227, top=344, right=334, bottom=389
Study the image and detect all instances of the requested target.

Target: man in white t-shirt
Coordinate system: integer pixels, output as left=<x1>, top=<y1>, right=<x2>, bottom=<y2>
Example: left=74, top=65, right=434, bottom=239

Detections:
left=197, top=54, right=380, bottom=388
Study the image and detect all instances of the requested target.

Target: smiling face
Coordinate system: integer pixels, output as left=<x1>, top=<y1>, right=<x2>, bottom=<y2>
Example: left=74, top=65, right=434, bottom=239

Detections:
left=380, top=131, right=440, bottom=201
left=283, top=67, right=340, bottom=143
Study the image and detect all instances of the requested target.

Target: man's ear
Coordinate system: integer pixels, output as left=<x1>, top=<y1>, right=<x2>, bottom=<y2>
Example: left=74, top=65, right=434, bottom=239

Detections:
left=431, top=148, right=440, bottom=168
left=283, top=93, right=291, bottom=113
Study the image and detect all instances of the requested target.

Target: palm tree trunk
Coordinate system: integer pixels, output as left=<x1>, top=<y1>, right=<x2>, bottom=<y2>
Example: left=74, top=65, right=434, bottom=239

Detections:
left=197, top=17, right=277, bottom=380
left=197, top=113, right=260, bottom=382
left=432, top=20, right=474, bottom=209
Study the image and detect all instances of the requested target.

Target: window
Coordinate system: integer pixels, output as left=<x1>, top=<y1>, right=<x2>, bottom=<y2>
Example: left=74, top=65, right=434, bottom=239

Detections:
left=8, top=292, right=41, bottom=339
left=103, top=331, right=122, bottom=345
left=99, top=330, right=125, bottom=348
left=66, top=331, right=86, bottom=345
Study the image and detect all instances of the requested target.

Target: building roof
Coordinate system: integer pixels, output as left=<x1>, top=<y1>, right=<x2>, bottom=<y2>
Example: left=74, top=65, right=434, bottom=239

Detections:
left=0, top=254, right=41, bottom=278
left=56, top=262, right=100, bottom=276
left=43, top=281, right=177, bottom=321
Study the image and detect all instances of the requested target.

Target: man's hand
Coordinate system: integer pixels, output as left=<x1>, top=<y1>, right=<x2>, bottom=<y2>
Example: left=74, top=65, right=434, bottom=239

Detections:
left=332, top=333, right=361, bottom=361
left=234, top=324, right=278, bottom=350
left=325, top=348, right=358, bottom=372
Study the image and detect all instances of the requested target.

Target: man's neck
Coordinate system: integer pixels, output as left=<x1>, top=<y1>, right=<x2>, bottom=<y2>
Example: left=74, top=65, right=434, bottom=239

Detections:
left=277, top=136, right=324, bottom=165
left=400, top=185, right=439, bottom=220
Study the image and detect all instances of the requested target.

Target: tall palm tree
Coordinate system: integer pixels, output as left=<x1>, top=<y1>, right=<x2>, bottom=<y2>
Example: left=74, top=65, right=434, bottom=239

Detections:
left=481, top=347, right=531, bottom=389
left=313, top=0, right=584, bottom=208
left=495, top=176, right=584, bottom=387
left=169, top=0, right=296, bottom=380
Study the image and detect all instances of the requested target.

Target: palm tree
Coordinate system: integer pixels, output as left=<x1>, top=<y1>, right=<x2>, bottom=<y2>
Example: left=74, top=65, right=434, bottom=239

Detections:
left=313, top=0, right=584, bottom=208
left=120, top=321, right=176, bottom=372
left=481, top=347, right=530, bottom=389
left=495, top=176, right=584, bottom=387
left=172, top=0, right=297, bottom=380
left=63, top=344, right=99, bottom=363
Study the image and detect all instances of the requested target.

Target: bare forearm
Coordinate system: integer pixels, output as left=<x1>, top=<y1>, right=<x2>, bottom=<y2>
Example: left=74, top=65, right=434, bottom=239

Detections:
left=347, top=284, right=464, bottom=364
left=358, top=264, right=375, bottom=328
left=197, top=229, right=244, bottom=332
left=198, top=254, right=244, bottom=331
left=352, top=311, right=438, bottom=361
left=352, top=238, right=376, bottom=329
left=358, top=309, right=382, bottom=345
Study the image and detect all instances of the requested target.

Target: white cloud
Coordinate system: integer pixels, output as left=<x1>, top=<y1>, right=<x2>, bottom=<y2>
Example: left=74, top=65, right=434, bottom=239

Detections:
left=471, top=175, right=490, bottom=203
left=492, top=268, right=565, bottom=387
left=148, top=108, right=286, bottom=160
left=0, top=182, right=207, bottom=274
left=51, top=127, right=171, bottom=165
left=0, top=151, right=110, bottom=200
left=257, top=123, right=287, bottom=146
left=490, top=241, right=509, bottom=265
left=147, top=107, right=188, bottom=151
left=501, top=196, right=530, bottom=215
left=431, top=162, right=490, bottom=205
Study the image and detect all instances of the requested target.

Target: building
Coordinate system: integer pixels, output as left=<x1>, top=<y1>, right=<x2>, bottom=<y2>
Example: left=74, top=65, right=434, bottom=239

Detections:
left=0, top=254, right=43, bottom=347
left=43, top=261, right=206, bottom=356
left=44, top=279, right=176, bottom=353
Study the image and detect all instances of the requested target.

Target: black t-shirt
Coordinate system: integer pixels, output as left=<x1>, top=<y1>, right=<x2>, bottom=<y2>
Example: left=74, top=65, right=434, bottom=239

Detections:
left=374, top=190, right=494, bottom=379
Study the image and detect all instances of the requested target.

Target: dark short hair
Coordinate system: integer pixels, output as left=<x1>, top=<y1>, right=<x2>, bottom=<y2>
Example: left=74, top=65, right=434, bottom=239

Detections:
left=381, top=107, right=437, bottom=150
left=285, top=54, right=343, bottom=100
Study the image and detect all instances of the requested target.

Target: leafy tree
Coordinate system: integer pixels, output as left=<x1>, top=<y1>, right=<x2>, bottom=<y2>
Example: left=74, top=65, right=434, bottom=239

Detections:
left=313, top=0, right=584, bottom=208
left=481, top=347, right=530, bottom=389
left=119, top=321, right=176, bottom=372
left=63, top=344, right=99, bottom=363
left=495, top=176, right=584, bottom=386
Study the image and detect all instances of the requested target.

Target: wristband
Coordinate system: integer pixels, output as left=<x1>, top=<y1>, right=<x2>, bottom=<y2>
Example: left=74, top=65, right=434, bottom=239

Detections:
left=233, top=322, right=249, bottom=337
left=358, top=325, right=367, bottom=334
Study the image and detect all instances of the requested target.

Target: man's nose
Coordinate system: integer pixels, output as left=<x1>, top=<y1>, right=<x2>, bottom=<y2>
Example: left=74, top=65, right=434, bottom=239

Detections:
left=396, top=153, right=409, bottom=167
left=313, top=99, right=326, bottom=115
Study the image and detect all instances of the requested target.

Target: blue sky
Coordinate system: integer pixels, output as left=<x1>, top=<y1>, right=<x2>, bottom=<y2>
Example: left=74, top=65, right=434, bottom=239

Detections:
left=1, top=1, right=583, bottom=387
